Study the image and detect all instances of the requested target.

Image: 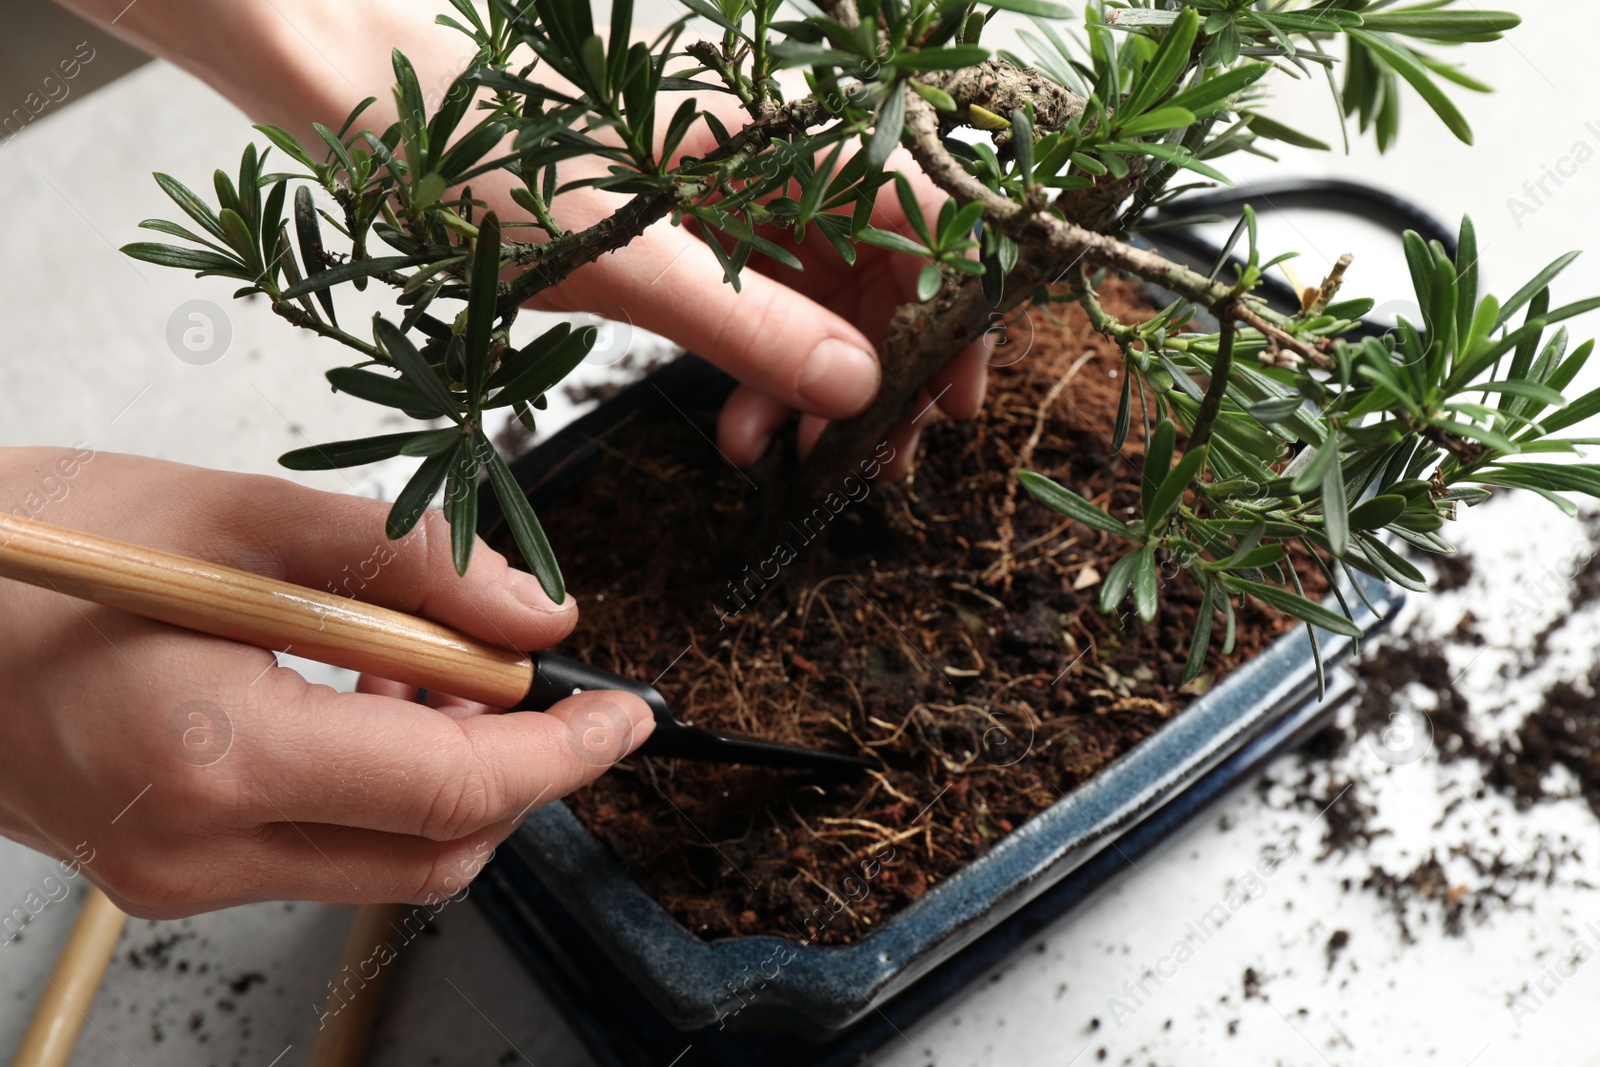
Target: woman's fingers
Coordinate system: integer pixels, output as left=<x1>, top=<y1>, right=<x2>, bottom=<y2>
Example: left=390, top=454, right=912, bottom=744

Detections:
left=553, top=222, right=884, bottom=422
left=94, top=823, right=487, bottom=917
left=798, top=413, right=829, bottom=460
left=240, top=821, right=498, bottom=907
left=240, top=672, right=652, bottom=841
left=354, top=674, right=493, bottom=720
left=722, top=333, right=994, bottom=469
left=881, top=414, right=924, bottom=481
left=354, top=675, right=415, bottom=701
left=216, top=491, right=578, bottom=654
left=717, top=386, right=794, bottom=468
left=929, top=335, right=995, bottom=421
left=45, top=453, right=578, bottom=655
left=0, top=450, right=665, bottom=919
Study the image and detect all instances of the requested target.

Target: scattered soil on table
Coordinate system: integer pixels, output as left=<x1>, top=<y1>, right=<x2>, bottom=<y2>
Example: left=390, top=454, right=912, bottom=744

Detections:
left=1428, top=549, right=1476, bottom=594
left=1324, top=929, right=1349, bottom=970
left=111, top=918, right=279, bottom=1050
left=1241, top=966, right=1263, bottom=999
left=490, top=277, right=1327, bottom=944
left=1268, top=514, right=1600, bottom=941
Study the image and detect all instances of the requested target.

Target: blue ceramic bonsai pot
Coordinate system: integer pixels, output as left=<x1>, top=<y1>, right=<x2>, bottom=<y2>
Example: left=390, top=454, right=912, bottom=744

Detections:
left=475, top=353, right=1400, bottom=1040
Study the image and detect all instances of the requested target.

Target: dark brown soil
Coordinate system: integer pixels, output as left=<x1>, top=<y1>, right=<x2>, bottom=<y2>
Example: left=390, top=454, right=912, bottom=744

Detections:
left=115, top=919, right=276, bottom=1049
left=1324, top=929, right=1349, bottom=970
left=492, top=277, right=1328, bottom=944
left=1489, top=674, right=1600, bottom=816
left=1428, top=549, right=1475, bottom=594
left=1270, top=514, right=1600, bottom=941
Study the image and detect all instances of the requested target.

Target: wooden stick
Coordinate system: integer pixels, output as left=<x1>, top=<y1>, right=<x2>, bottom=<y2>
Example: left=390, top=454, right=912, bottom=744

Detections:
left=0, top=512, right=534, bottom=707
left=306, top=903, right=413, bottom=1067
left=8, top=887, right=127, bottom=1067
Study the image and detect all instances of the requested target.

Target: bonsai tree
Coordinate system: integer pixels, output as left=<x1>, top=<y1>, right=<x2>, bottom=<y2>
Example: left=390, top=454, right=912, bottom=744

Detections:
left=125, top=0, right=1598, bottom=682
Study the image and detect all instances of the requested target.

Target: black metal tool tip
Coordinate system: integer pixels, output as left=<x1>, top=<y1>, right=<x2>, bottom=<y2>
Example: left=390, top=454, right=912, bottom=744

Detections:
left=520, top=651, right=873, bottom=774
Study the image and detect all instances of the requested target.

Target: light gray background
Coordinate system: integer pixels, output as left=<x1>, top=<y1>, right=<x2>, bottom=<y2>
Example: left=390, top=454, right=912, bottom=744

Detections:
left=3, top=2, right=1599, bottom=1065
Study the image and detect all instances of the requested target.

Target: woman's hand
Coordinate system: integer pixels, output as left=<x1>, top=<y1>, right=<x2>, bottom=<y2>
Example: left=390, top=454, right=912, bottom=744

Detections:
left=60, top=0, right=992, bottom=472
left=0, top=447, right=651, bottom=918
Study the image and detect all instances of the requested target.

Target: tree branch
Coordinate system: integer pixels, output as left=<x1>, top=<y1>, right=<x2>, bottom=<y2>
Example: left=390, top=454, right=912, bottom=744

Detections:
left=496, top=94, right=839, bottom=313
left=897, top=95, right=1332, bottom=367
left=789, top=241, right=1062, bottom=513
left=792, top=95, right=1335, bottom=498
left=271, top=301, right=386, bottom=361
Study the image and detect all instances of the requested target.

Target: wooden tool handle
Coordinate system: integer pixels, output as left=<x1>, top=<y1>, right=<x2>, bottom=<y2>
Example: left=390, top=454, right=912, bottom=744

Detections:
left=8, top=887, right=127, bottom=1067
left=305, top=903, right=412, bottom=1067
left=0, top=513, right=534, bottom=707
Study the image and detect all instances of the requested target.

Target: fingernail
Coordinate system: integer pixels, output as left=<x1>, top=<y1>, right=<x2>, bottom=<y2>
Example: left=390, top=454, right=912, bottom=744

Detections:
left=507, top=568, right=566, bottom=613
left=624, top=697, right=656, bottom=754
left=799, top=339, right=879, bottom=417
left=749, top=430, right=774, bottom=464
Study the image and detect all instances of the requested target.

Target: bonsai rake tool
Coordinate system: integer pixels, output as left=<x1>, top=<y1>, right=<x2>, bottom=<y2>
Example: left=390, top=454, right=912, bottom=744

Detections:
left=0, top=512, right=870, bottom=773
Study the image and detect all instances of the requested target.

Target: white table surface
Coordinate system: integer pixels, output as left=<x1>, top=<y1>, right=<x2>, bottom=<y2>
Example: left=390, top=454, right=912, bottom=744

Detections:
left=3, top=4, right=1599, bottom=1064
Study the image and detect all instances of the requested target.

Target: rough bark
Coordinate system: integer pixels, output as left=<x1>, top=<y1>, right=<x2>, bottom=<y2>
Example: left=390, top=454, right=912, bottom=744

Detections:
left=918, top=60, right=1086, bottom=142
left=790, top=94, right=1332, bottom=507
left=1058, top=155, right=1147, bottom=233
left=792, top=242, right=1061, bottom=513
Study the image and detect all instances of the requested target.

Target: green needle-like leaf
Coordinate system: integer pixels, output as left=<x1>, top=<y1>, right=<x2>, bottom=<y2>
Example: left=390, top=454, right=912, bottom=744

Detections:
left=153, top=173, right=229, bottom=242
left=1348, top=495, right=1407, bottom=531
left=491, top=325, right=596, bottom=408
left=485, top=446, right=566, bottom=603
left=1347, top=29, right=1473, bottom=145
left=279, top=431, right=432, bottom=471
left=1495, top=253, right=1580, bottom=331
left=444, top=438, right=481, bottom=576
left=1182, top=581, right=1216, bottom=684
left=1322, top=446, right=1349, bottom=558
left=1132, top=541, right=1159, bottom=622
left=1290, top=441, right=1338, bottom=495
left=326, top=367, right=444, bottom=416
left=1117, top=106, right=1197, bottom=139
left=121, top=243, right=247, bottom=275
left=374, top=318, right=463, bottom=423
left=1141, top=418, right=1176, bottom=513
left=865, top=81, right=907, bottom=170
left=1221, top=577, right=1364, bottom=638
left=979, top=0, right=1072, bottom=21
left=895, top=173, right=932, bottom=247
left=281, top=255, right=428, bottom=300
left=1145, top=446, right=1207, bottom=535
left=1019, top=471, right=1134, bottom=538
left=1099, top=550, right=1142, bottom=614
left=1165, top=63, right=1271, bottom=117
left=858, top=228, right=932, bottom=257
left=1121, top=7, right=1199, bottom=119
left=386, top=449, right=453, bottom=540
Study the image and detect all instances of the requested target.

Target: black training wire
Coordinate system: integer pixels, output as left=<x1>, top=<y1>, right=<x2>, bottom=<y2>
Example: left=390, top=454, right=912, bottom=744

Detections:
left=1152, top=178, right=1458, bottom=255
left=1137, top=178, right=1456, bottom=337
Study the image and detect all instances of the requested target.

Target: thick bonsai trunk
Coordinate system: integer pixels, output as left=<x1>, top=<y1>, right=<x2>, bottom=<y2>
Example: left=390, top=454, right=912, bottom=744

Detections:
left=787, top=80, right=1335, bottom=516
left=781, top=62, right=1091, bottom=518
left=785, top=247, right=1059, bottom=515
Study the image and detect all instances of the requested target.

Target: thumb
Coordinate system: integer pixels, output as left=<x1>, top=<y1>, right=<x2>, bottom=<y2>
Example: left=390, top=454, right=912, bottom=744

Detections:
left=558, top=223, right=883, bottom=421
